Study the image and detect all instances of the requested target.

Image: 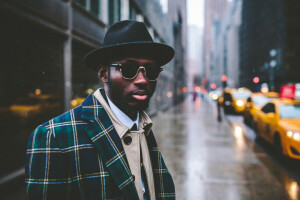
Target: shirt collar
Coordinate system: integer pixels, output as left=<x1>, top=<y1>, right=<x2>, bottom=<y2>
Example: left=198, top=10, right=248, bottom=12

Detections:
left=106, top=94, right=139, bottom=130
left=93, top=89, right=152, bottom=139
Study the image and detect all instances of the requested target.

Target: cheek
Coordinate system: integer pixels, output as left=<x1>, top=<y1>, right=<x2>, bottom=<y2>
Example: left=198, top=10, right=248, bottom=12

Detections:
left=110, top=78, right=130, bottom=97
left=149, top=82, right=157, bottom=94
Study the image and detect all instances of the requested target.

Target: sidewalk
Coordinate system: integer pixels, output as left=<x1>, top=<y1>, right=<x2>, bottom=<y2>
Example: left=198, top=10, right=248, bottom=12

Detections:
left=152, top=96, right=290, bottom=200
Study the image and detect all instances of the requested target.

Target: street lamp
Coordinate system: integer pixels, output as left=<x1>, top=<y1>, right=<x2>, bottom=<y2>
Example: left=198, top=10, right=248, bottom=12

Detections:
left=269, top=49, right=277, bottom=90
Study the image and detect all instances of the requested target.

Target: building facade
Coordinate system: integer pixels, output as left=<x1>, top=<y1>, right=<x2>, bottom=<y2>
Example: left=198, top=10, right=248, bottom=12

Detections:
left=211, top=0, right=242, bottom=88
left=203, top=0, right=229, bottom=89
left=240, top=0, right=300, bottom=91
left=0, top=0, right=187, bottom=189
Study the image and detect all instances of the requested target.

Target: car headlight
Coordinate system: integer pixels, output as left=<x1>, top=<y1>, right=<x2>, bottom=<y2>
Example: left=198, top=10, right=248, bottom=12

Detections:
left=236, top=100, right=244, bottom=107
left=293, top=132, right=300, bottom=141
left=287, top=131, right=300, bottom=141
left=212, top=94, right=218, bottom=100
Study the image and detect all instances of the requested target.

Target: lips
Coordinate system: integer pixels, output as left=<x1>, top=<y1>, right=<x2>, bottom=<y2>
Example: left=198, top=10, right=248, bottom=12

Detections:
left=131, top=90, right=149, bottom=101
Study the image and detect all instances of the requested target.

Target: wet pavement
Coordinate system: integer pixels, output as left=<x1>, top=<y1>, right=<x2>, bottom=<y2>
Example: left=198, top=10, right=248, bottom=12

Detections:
left=152, top=96, right=300, bottom=200
left=3, top=96, right=300, bottom=199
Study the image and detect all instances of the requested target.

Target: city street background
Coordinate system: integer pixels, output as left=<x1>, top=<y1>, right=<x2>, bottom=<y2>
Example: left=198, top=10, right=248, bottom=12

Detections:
left=1, top=0, right=300, bottom=199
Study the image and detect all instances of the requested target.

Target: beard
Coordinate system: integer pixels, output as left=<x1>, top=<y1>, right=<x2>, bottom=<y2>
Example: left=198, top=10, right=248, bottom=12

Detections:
left=106, top=80, right=152, bottom=119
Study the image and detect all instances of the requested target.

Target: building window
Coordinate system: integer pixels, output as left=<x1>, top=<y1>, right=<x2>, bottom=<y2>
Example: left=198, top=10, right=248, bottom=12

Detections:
left=129, top=1, right=137, bottom=20
left=75, top=0, right=102, bottom=19
left=76, top=0, right=86, bottom=7
left=109, top=0, right=121, bottom=25
left=90, top=0, right=101, bottom=17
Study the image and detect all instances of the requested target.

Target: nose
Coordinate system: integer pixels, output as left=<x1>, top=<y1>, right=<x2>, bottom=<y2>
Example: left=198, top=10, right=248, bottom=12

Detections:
left=133, top=68, right=148, bottom=84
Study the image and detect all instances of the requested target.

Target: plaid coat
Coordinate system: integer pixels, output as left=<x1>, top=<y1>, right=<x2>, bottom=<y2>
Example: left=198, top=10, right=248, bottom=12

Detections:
left=25, top=94, right=175, bottom=200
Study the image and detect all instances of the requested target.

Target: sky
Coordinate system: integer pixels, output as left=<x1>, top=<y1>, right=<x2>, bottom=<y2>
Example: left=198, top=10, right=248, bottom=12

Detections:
left=187, top=0, right=204, bottom=28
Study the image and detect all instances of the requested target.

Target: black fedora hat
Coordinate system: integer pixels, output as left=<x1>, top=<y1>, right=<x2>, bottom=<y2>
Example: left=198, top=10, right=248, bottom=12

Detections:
left=84, top=20, right=175, bottom=71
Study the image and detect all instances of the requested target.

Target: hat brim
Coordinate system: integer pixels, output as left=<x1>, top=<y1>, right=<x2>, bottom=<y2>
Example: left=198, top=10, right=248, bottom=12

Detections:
left=84, top=42, right=175, bottom=71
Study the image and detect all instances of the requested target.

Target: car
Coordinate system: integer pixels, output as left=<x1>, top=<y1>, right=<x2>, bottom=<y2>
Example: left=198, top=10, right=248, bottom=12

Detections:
left=253, top=84, right=300, bottom=159
left=9, top=93, right=61, bottom=124
left=243, top=92, right=278, bottom=125
left=254, top=98, right=300, bottom=159
left=218, top=87, right=251, bottom=114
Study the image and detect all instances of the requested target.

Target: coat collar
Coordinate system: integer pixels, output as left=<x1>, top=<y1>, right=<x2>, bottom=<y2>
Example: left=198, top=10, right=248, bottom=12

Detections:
left=81, top=93, right=139, bottom=200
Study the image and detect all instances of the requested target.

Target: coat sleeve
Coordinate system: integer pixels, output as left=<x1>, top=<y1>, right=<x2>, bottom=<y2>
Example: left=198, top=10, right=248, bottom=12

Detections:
left=25, top=125, right=69, bottom=200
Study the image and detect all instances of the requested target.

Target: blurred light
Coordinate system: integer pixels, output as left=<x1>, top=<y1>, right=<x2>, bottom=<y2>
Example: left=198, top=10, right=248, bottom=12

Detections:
left=236, top=100, right=244, bottom=107
left=269, top=49, right=277, bottom=57
left=234, top=126, right=243, bottom=137
left=211, top=83, right=217, bottom=90
left=288, top=181, right=299, bottom=200
left=195, top=86, right=201, bottom=93
left=212, top=94, right=218, bottom=100
left=221, top=75, right=227, bottom=82
left=167, top=91, right=173, bottom=98
left=292, top=132, right=300, bottom=141
left=233, top=126, right=245, bottom=151
left=280, top=84, right=296, bottom=100
left=35, top=89, right=41, bottom=95
left=86, top=88, right=94, bottom=94
left=253, top=77, right=259, bottom=84
left=195, top=97, right=201, bottom=109
left=261, top=87, right=269, bottom=93
left=183, top=87, right=188, bottom=93
left=71, top=100, right=78, bottom=107
left=287, top=131, right=293, bottom=138
left=270, top=60, right=277, bottom=68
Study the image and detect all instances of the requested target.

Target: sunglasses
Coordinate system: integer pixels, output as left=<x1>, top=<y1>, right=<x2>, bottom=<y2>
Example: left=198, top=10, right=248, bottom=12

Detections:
left=110, top=63, right=163, bottom=81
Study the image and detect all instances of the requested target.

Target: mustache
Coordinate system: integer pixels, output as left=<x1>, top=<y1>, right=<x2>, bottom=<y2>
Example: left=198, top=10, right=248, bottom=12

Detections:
left=130, top=89, right=150, bottom=95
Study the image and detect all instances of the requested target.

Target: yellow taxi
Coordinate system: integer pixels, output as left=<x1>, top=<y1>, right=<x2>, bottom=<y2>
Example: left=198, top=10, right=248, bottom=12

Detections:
left=218, top=87, right=251, bottom=114
left=243, top=92, right=278, bottom=125
left=254, top=84, right=300, bottom=159
left=9, top=93, right=61, bottom=123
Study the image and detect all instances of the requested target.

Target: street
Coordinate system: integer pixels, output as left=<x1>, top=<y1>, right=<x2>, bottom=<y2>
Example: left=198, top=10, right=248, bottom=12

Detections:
left=153, top=96, right=300, bottom=200
left=3, top=96, right=300, bottom=200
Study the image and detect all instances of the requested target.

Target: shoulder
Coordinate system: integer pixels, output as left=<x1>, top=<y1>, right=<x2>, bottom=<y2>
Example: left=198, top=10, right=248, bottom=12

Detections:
left=29, top=105, right=89, bottom=147
left=41, top=105, right=84, bottom=130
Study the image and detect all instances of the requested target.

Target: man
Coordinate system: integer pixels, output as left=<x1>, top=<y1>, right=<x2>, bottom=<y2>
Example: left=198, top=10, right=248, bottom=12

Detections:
left=25, top=20, right=175, bottom=200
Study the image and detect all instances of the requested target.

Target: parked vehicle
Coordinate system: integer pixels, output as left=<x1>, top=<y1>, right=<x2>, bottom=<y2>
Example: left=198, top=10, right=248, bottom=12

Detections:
left=243, top=92, right=278, bottom=125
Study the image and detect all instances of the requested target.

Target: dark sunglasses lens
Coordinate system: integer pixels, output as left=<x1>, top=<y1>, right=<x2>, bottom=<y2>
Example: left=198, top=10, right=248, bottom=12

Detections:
left=145, top=66, right=161, bottom=80
left=121, top=64, right=140, bottom=78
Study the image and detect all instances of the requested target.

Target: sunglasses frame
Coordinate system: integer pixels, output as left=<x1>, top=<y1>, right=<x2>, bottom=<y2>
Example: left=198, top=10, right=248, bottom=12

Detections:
left=110, top=63, right=163, bottom=81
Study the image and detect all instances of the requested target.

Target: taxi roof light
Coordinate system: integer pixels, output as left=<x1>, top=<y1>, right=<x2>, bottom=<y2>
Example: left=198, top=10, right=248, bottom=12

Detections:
left=280, top=84, right=300, bottom=100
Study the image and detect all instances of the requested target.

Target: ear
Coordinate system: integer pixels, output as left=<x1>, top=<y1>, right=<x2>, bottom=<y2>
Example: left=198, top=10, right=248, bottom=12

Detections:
left=98, top=66, right=108, bottom=83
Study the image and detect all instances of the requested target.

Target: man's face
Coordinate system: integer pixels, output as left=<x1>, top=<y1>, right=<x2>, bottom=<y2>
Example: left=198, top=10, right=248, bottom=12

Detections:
left=103, top=57, right=158, bottom=114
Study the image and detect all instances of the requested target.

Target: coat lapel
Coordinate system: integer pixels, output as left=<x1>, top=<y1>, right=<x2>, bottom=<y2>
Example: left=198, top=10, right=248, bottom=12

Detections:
left=81, top=94, right=139, bottom=200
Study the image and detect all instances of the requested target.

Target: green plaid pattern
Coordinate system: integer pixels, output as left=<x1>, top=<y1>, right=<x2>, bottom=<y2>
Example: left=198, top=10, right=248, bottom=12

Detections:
left=25, top=93, right=175, bottom=200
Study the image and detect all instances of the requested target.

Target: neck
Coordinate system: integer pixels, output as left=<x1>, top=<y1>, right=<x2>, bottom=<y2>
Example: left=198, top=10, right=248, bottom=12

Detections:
left=126, top=110, right=138, bottom=121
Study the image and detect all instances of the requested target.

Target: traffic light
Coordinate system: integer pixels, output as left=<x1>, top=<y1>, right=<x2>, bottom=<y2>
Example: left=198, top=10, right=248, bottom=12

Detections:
left=221, top=75, right=227, bottom=88
left=221, top=75, right=227, bottom=82
left=253, top=77, right=259, bottom=84
left=211, top=83, right=217, bottom=90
